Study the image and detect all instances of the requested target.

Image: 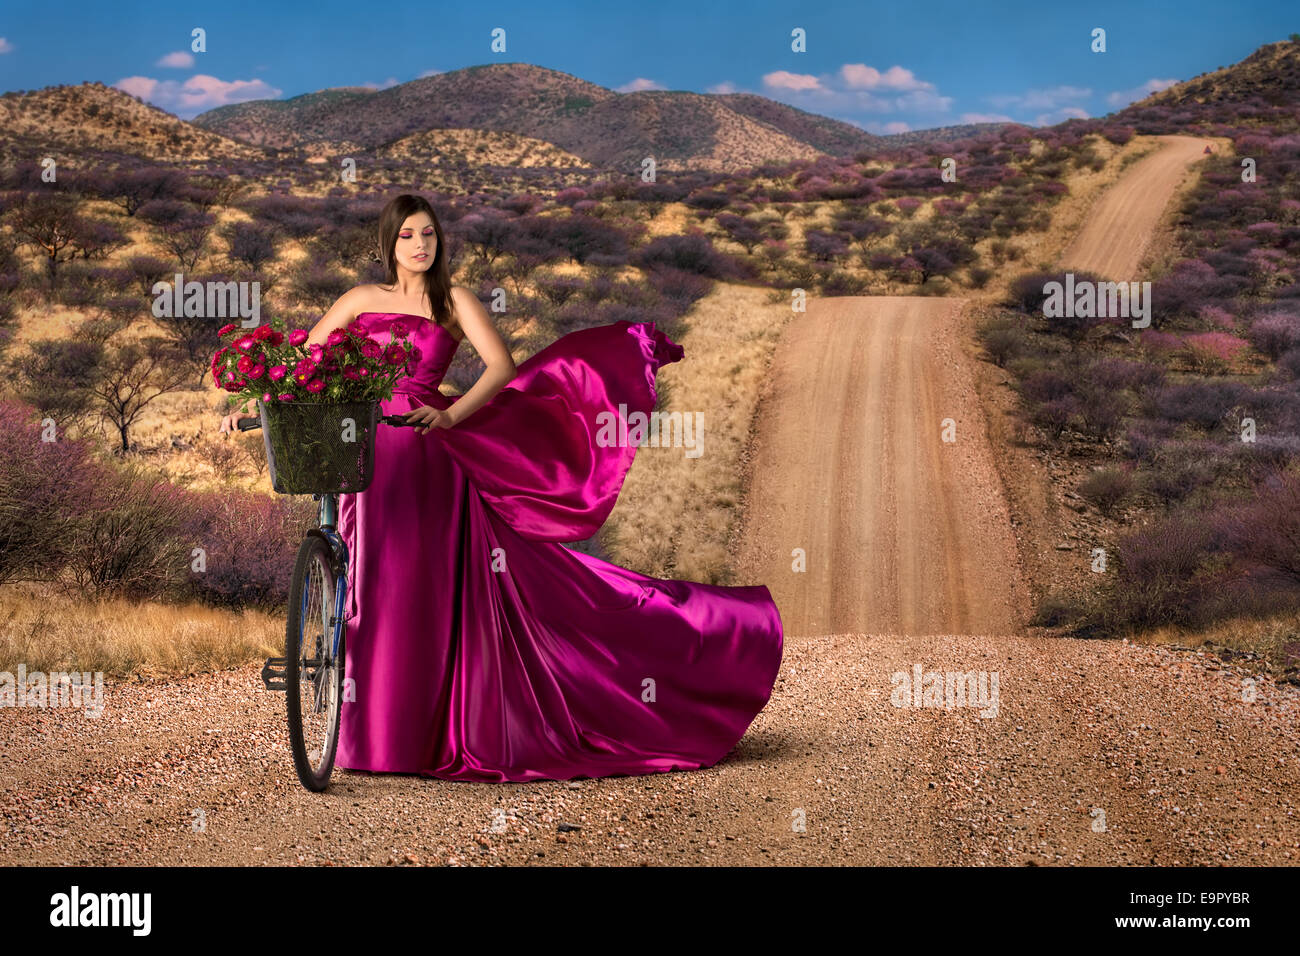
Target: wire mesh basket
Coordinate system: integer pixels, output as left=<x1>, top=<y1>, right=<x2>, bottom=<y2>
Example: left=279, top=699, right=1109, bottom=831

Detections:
left=257, top=399, right=381, bottom=495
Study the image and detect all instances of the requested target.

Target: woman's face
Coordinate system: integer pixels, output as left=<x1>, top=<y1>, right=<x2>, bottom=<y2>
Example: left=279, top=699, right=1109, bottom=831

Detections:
left=395, top=213, right=437, bottom=273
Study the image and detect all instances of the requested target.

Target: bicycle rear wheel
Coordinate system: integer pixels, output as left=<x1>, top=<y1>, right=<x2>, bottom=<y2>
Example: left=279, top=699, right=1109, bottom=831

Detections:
left=285, top=533, right=344, bottom=792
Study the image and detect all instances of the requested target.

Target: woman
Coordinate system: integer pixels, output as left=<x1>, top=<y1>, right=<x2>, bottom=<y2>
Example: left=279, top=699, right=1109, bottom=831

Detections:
left=221, top=193, right=783, bottom=782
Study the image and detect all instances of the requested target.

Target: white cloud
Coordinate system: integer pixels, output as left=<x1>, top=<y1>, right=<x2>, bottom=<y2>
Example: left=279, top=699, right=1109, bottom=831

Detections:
left=762, top=70, right=823, bottom=92
left=839, top=64, right=932, bottom=92
left=894, top=90, right=953, bottom=113
left=417, top=68, right=443, bottom=79
left=358, top=77, right=401, bottom=90
left=616, top=77, right=667, bottom=92
left=1105, top=77, right=1179, bottom=107
left=156, top=51, right=194, bottom=68
left=706, top=80, right=739, bottom=94
left=1032, top=105, right=1092, bottom=126
left=113, top=74, right=282, bottom=115
left=762, top=63, right=951, bottom=119
left=989, top=85, right=1092, bottom=111
left=961, top=112, right=1015, bottom=123
left=0, top=37, right=13, bottom=54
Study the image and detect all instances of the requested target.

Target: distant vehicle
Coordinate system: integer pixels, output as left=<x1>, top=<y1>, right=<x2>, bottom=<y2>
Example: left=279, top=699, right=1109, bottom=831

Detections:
left=1204, top=144, right=1213, bottom=154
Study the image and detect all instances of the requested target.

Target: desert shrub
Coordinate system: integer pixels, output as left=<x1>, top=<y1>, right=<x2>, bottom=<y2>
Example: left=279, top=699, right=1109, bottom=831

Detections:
left=1073, top=381, right=1129, bottom=439
left=0, top=400, right=105, bottom=585
left=634, top=234, right=736, bottom=279
left=1031, top=591, right=1087, bottom=627
left=1078, top=466, right=1137, bottom=514
left=1019, top=368, right=1074, bottom=404
left=979, top=323, right=1030, bottom=367
left=180, top=486, right=311, bottom=610
left=1086, top=356, right=1166, bottom=394
left=1182, top=332, right=1250, bottom=373
left=1092, top=513, right=1224, bottom=630
left=60, top=460, right=195, bottom=600
left=1247, top=310, right=1300, bottom=358
left=1216, top=468, right=1300, bottom=585
left=1149, top=381, right=1248, bottom=431
left=1143, top=448, right=1220, bottom=507
left=1030, top=395, right=1080, bottom=439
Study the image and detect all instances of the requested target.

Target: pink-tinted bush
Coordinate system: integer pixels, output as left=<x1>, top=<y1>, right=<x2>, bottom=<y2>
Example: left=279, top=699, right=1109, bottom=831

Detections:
left=1247, top=310, right=1300, bottom=358
left=1182, top=332, right=1249, bottom=371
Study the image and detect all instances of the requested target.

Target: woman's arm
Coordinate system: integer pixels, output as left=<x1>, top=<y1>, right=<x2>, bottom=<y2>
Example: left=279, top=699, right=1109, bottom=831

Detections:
left=306, top=286, right=367, bottom=348
left=442, top=287, right=518, bottom=427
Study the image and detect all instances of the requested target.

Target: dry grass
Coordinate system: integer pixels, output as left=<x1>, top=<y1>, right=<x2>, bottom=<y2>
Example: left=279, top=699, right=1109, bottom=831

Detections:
left=0, top=582, right=282, bottom=678
left=601, top=282, right=790, bottom=584
left=1133, top=611, right=1300, bottom=679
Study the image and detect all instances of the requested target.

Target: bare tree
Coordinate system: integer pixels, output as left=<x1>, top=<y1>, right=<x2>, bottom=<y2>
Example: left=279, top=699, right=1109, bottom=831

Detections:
left=90, top=336, right=193, bottom=452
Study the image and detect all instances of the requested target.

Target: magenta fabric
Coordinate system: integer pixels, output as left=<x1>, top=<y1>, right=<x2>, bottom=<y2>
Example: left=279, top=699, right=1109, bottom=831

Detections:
left=334, top=312, right=783, bottom=782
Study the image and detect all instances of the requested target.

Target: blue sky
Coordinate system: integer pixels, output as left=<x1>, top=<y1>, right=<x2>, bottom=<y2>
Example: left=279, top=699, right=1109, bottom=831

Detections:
left=0, top=0, right=1294, bottom=131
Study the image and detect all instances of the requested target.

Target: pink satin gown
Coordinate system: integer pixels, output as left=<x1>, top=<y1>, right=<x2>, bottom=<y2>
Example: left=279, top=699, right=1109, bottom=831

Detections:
left=335, top=312, right=784, bottom=782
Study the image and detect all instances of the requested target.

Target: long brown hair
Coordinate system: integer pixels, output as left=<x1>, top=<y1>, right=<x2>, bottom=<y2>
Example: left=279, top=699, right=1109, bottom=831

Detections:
left=375, top=193, right=455, bottom=331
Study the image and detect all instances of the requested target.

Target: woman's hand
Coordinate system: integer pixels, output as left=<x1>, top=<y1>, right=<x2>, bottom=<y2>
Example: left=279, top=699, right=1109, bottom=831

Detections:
left=402, top=404, right=455, bottom=435
left=218, top=401, right=258, bottom=435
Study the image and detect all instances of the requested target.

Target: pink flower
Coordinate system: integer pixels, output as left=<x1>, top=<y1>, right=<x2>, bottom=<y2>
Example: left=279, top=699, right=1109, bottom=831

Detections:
left=384, top=344, right=405, bottom=365
left=389, top=320, right=409, bottom=339
left=268, top=364, right=288, bottom=381
left=360, top=340, right=382, bottom=359
left=249, top=363, right=266, bottom=378
left=234, top=336, right=257, bottom=352
left=348, top=320, right=370, bottom=337
left=288, top=329, right=309, bottom=346
left=253, top=325, right=274, bottom=341
left=237, top=355, right=254, bottom=373
left=262, top=392, right=273, bottom=403
left=304, top=379, right=326, bottom=393
left=294, top=357, right=318, bottom=376
left=277, top=393, right=296, bottom=402
left=342, top=366, right=362, bottom=380
left=218, top=323, right=237, bottom=337
left=326, top=330, right=347, bottom=347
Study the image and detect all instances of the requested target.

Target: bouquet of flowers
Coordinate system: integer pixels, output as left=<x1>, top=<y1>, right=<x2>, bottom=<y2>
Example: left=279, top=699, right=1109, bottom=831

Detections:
left=210, top=316, right=419, bottom=407
left=210, top=317, right=421, bottom=494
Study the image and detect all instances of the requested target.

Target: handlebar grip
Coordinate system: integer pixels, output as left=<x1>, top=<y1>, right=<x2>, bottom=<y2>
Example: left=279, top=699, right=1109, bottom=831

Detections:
left=236, top=416, right=262, bottom=431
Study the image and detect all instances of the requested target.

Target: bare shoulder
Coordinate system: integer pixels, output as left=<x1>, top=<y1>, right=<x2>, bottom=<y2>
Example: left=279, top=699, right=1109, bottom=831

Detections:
left=448, top=285, right=482, bottom=328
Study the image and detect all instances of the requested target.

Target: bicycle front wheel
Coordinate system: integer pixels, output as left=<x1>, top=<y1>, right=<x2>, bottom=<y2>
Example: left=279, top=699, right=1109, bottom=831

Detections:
left=284, top=533, right=344, bottom=792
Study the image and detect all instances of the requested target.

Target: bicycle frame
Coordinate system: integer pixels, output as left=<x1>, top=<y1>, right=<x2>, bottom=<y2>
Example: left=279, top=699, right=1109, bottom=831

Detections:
left=315, top=491, right=350, bottom=661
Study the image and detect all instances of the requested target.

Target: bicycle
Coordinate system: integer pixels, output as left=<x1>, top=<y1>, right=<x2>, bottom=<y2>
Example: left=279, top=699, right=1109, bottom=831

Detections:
left=238, top=409, right=419, bottom=791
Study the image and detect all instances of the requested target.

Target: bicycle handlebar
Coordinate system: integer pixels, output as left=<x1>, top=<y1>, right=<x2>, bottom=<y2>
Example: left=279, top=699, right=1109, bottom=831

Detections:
left=236, top=412, right=421, bottom=431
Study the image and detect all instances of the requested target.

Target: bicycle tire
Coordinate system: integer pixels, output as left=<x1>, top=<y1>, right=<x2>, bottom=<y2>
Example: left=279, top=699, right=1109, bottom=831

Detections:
left=284, top=533, right=344, bottom=792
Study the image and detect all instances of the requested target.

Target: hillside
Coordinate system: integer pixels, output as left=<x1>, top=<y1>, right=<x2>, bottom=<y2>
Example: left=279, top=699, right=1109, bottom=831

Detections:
left=194, top=62, right=836, bottom=172
left=1117, top=38, right=1300, bottom=130
left=0, top=81, right=265, bottom=165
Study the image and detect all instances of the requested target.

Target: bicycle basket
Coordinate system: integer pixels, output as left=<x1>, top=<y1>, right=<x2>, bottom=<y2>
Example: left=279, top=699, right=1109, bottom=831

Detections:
left=257, top=399, right=381, bottom=495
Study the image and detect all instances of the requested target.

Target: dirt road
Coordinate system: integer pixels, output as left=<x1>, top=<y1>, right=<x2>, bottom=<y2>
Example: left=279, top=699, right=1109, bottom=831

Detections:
left=1058, top=134, right=1212, bottom=279
left=5, top=136, right=1298, bottom=867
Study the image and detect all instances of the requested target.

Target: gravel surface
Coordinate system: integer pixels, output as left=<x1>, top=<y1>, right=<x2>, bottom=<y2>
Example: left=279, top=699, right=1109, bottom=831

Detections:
left=1, top=636, right=1296, bottom=866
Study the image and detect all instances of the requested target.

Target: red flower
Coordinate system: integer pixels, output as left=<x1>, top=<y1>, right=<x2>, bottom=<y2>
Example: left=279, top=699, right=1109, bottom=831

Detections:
left=234, top=335, right=257, bottom=352
left=326, top=330, right=347, bottom=347
left=384, top=344, right=405, bottom=365
left=253, top=324, right=275, bottom=341
left=277, top=393, right=296, bottom=402
left=389, top=320, right=409, bottom=339
left=217, top=323, right=237, bottom=337
left=266, top=330, right=284, bottom=346
left=288, top=329, right=309, bottom=346
left=304, top=379, right=326, bottom=393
